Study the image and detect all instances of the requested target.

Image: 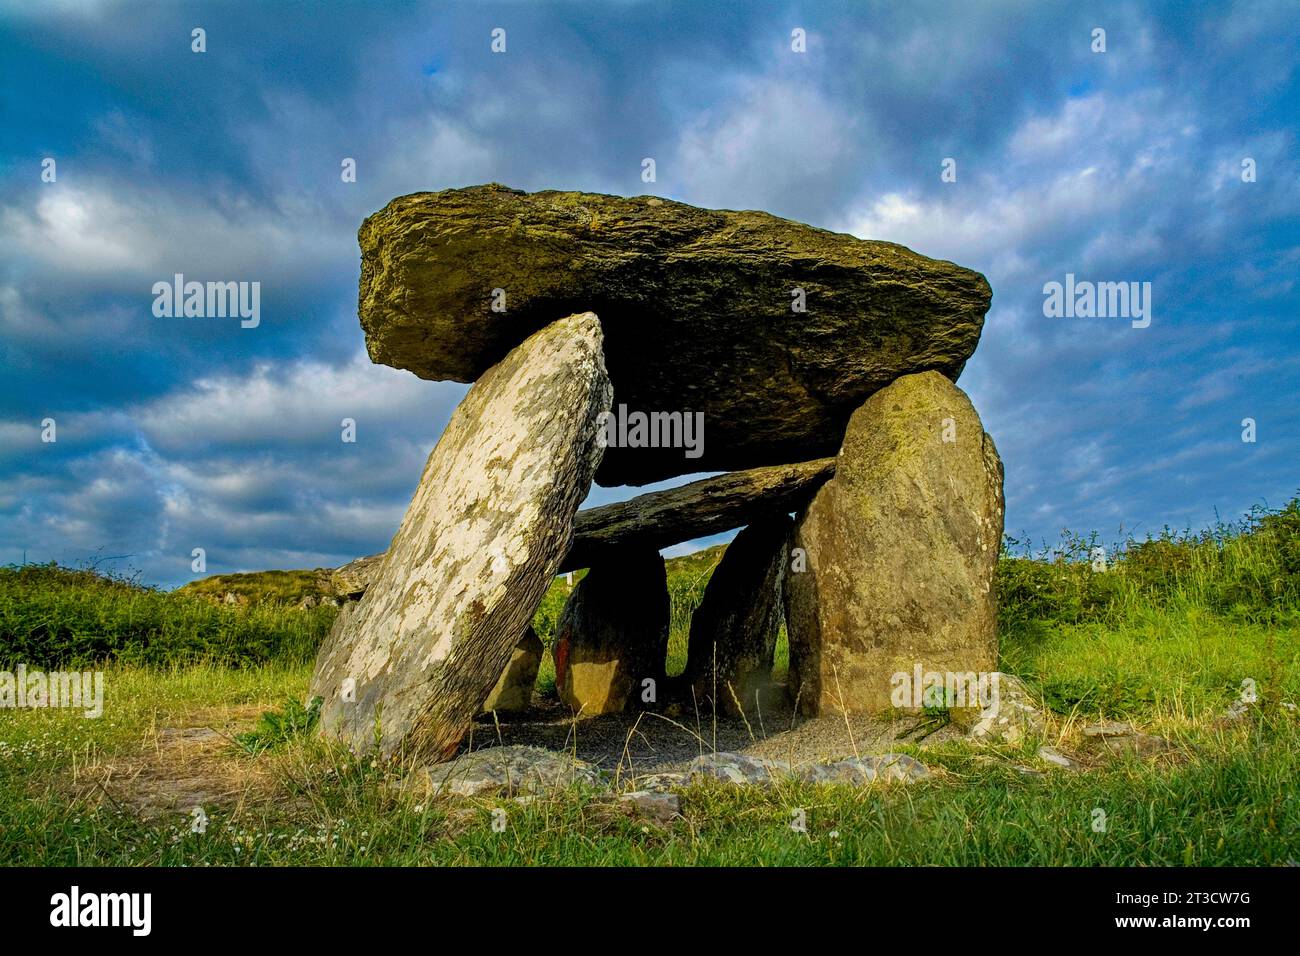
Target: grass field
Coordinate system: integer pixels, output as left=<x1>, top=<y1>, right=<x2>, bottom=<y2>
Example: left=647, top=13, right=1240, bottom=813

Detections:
left=1, top=498, right=1297, bottom=866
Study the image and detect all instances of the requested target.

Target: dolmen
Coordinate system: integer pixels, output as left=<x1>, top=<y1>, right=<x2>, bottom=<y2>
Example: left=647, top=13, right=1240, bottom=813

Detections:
left=309, top=184, right=1002, bottom=762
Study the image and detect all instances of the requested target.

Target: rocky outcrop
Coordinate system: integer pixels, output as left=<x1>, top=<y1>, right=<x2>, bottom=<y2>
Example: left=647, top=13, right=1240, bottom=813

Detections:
left=685, top=515, right=790, bottom=716
left=785, top=371, right=1004, bottom=716
left=309, top=313, right=612, bottom=761
left=357, top=184, right=992, bottom=486
left=480, top=626, right=543, bottom=715
left=332, top=553, right=384, bottom=599
left=553, top=546, right=669, bottom=715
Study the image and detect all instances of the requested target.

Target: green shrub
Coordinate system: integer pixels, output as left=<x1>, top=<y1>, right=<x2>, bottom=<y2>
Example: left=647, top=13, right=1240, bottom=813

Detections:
left=0, top=564, right=334, bottom=669
left=998, top=494, right=1300, bottom=630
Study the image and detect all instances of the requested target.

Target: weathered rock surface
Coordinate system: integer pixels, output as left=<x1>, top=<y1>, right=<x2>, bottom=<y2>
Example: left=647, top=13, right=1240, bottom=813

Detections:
left=410, top=746, right=930, bottom=799
left=1081, top=722, right=1174, bottom=757
left=358, top=184, right=992, bottom=486
left=614, top=790, right=681, bottom=823
left=1036, top=745, right=1077, bottom=769
left=687, top=752, right=788, bottom=785
left=480, top=626, right=543, bottom=715
left=632, top=772, right=691, bottom=793
left=968, top=673, right=1047, bottom=744
left=798, top=754, right=932, bottom=785
left=686, top=515, right=790, bottom=715
left=785, top=371, right=1004, bottom=716
left=417, top=745, right=607, bottom=797
left=553, top=546, right=669, bottom=715
left=563, top=457, right=831, bottom=572
left=309, top=313, right=612, bottom=761
left=686, top=752, right=931, bottom=786
left=332, top=553, right=384, bottom=598
left=333, top=457, right=834, bottom=592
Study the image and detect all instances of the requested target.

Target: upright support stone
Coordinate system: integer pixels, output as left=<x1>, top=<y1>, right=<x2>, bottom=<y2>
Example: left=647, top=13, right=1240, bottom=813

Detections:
left=685, top=515, right=790, bottom=716
left=480, top=626, right=543, bottom=715
left=553, top=546, right=669, bottom=715
left=784, top=371, right=1003, bottom=716
left=309, top=313, right=611, bottom=761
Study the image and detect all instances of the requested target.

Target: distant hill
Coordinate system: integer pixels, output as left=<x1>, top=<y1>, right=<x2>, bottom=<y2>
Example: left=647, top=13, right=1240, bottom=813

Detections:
left=177, top=544, right=732, bottom=609
left=176, top=568, right=347, bottom=607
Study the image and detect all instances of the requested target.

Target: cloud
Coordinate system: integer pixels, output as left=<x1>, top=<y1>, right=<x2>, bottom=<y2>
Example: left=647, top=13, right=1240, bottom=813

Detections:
left=1, top=181, right=348, bottom=290
left=669, top=69, right=859, bottom=213
left=0, top=351, right=462, bottom=584
left=1, top=1, right=1298, bottom=589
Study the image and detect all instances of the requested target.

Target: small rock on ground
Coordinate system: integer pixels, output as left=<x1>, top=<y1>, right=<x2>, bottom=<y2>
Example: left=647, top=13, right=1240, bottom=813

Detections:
left=1036, top=745, right=1076, bottom=769
left=687, top=751, right=931, bottom=786
left=615, top=790, right=681, bottom=824
left=967, top=673, right=1047, bottom=745
left=418, top=745, right=607, bottom=797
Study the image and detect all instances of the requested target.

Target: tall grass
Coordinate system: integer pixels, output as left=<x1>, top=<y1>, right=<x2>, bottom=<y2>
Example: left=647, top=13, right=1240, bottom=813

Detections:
left=998, top=498, right=1300, bottom=629
left=0, top=564, right=331, bottom=668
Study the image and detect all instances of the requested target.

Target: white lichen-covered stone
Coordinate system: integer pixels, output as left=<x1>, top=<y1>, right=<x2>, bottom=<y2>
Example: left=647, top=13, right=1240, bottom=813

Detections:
left=310, top=313, right=612, bottom=761
left=797, top=754, right=931, bottom=784
left=968, top=673, right=1046, bottom=744
left=417, top=745, right=607, bottom=797
left=686, top=751, right=932, bottom=786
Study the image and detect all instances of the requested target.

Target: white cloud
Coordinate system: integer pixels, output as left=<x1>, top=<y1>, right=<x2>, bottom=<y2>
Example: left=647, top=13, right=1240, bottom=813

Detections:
left=670, top=73, right=858, bottom=211
left=0, top=181, right=347, bottom=288
left=133, top=351, right=460, bottom=453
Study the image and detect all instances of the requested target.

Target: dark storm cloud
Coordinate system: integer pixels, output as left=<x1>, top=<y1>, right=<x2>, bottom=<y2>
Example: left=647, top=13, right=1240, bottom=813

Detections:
left=0, top=0, right=1296, bottom=587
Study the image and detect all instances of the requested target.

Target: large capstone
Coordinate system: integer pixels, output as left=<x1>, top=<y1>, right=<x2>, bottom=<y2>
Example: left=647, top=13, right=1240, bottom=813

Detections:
left=357, top=184, right=992, bottom=486
left=784, top=371, right=1004, bottom=716
left=309, top=312, right=612, bottom=761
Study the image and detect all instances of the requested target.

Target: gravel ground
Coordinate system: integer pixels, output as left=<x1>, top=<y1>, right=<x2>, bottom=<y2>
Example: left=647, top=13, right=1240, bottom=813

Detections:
left=466, top=690, right=965, bottom=773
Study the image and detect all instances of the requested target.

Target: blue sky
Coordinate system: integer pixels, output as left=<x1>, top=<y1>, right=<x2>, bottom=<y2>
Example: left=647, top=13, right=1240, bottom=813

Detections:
left=1, top=0, right=1297, bottom=589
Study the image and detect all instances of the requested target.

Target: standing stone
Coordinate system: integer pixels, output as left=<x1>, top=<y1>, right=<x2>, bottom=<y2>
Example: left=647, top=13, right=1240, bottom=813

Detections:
left=309, top=313, right=612, bottom=761
left=480, top=626, right=543, bottom=715
left=785, top=371, right=1003, bottom=716
left=357, top=184, right=992, bottom=486
left=553, top=546, right=668, bottom=715
left=686, top=515, right=790, bottom=716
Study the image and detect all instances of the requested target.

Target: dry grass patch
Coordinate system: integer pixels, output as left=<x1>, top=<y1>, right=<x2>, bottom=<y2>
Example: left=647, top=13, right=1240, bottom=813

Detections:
left=63, top=703, right=281, bottom=819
